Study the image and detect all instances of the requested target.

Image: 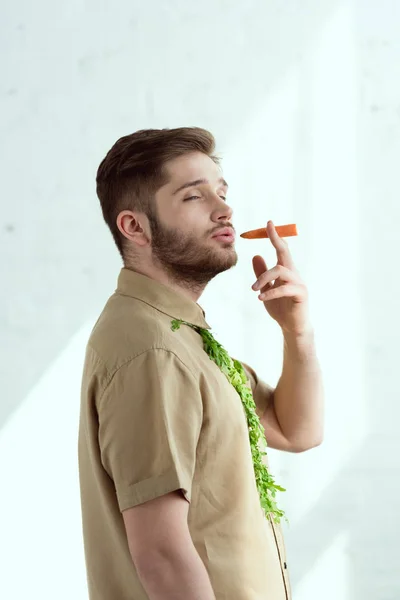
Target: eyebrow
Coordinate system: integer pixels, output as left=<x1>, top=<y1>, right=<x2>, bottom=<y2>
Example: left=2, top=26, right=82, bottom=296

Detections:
left=172, top=177, right=229, bottom=195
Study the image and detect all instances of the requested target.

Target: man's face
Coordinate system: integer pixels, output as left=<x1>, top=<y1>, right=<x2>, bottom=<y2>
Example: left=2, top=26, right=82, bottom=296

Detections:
left=148, top=152, right=238, bottom=287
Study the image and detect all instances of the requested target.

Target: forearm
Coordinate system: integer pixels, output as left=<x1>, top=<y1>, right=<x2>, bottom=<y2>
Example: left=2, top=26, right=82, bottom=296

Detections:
left=136, top=544, right=216, bottom=600
left=273, top=329, right=324, bottom=451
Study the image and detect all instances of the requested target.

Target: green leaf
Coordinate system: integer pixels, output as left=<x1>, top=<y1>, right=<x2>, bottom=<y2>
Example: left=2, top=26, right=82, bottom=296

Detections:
left=171, top=318, right=287, bottom=524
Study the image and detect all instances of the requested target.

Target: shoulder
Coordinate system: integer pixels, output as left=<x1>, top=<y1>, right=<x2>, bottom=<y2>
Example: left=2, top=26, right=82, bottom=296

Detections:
left=83, top=292, right=199, bottom=389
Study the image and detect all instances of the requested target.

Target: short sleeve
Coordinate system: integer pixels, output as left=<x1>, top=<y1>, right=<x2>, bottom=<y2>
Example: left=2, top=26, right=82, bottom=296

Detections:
left=239, top=361, right=274, bottom=419
left=98, top=349, right=202, bottom=512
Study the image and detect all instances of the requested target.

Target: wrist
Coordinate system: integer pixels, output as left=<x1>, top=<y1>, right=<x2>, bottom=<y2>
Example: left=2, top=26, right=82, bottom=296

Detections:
left=282, top=326, right=315, bottom=354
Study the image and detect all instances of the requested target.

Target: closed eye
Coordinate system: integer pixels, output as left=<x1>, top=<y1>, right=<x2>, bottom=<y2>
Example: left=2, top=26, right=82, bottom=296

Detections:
left=183, top=194, right=228, bottom=202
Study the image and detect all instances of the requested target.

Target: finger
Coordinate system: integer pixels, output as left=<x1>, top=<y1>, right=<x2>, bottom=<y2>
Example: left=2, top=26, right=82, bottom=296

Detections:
left=267, top=221, right=296, bottom=269
left=259, top=284, right=307, bottom=303
left=252, top=255, right=274, bottom=291
left=252, top=265, right=302, bottom=290
left=252, top=255, right=268, bottom=280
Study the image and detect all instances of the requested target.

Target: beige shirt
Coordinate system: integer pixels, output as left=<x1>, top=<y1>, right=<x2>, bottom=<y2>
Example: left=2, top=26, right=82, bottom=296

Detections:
left=78, top=268, right=291, bottom=599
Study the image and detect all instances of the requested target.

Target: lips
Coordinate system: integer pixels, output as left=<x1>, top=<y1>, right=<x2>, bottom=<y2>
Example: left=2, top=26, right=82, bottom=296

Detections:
left=211, top=227, right=236, bottom=242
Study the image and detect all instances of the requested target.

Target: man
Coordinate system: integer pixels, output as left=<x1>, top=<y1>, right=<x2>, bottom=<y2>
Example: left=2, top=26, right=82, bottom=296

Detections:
left=78, top=127, right=324, bottom=600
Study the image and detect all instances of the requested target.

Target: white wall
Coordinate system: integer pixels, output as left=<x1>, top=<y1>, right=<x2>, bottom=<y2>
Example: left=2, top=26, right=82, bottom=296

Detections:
left=1, top=1, right=399, bottom=598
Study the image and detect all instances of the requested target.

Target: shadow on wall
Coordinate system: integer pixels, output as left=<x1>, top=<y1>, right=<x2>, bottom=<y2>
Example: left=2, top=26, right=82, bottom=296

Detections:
left=1, top=1, right=340, bottom=424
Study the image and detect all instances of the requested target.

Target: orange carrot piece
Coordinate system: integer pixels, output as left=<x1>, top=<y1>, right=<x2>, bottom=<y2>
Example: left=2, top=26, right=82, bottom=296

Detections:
left=240, top=223, right=298, bottom=239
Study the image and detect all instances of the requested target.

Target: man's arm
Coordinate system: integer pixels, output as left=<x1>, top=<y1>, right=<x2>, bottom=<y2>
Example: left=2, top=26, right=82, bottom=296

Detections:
left=123, top=491, right=215, bottom=600
left=260, top=329, right=324, bottom=453
left=250, top=221, right=324, bottom=454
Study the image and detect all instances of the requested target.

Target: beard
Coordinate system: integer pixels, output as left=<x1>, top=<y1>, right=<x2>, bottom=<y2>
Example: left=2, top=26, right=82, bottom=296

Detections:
left=147, top=210, right=238, bottom=288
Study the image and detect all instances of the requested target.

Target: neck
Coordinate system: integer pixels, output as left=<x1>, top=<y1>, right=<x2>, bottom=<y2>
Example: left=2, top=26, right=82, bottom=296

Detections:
left=123, top=262, right=207, bottom=303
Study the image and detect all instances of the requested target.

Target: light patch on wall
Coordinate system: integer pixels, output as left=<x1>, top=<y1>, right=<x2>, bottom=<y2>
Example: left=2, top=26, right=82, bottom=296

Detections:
left=294, top=531, right=350, bottom=600
left=0, top=323, right=92, bottom=599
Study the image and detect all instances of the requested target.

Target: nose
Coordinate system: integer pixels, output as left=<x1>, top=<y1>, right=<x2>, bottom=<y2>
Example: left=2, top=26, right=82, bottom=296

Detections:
left=211, top=194, right=233, bottom=223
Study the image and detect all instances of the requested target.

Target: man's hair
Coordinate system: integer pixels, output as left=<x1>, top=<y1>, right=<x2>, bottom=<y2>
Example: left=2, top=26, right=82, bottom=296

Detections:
left=96, top=127, right=219, bottom=257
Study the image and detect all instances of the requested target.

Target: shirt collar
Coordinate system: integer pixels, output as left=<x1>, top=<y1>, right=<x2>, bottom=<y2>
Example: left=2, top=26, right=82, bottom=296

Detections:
left=116, top=268, right=211, bottom=330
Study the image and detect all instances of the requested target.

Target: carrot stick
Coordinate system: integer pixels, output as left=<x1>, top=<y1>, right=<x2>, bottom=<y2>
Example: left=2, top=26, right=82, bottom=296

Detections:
left=240, top=224, right=298, bottom=239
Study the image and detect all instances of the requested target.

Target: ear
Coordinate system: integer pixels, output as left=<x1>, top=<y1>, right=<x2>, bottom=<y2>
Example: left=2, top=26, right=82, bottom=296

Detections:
left=117, top=211, right=150, bottom=247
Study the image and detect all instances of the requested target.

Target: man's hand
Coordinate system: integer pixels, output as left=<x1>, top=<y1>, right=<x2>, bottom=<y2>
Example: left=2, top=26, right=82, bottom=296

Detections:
left=251, top=220, right=311, bottom=336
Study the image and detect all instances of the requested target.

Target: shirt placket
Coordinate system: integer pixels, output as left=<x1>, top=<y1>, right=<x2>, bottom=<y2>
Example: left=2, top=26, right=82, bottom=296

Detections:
left=268, top=515, right=292, bottom=600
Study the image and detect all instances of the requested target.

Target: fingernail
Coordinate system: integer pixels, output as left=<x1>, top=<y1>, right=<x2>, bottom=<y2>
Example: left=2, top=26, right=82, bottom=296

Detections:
left=252, top=281, right=260, bottom=290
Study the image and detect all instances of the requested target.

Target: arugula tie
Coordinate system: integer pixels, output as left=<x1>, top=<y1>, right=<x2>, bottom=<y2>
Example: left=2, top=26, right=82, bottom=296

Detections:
left=171, top=318, right=286, bottom=524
